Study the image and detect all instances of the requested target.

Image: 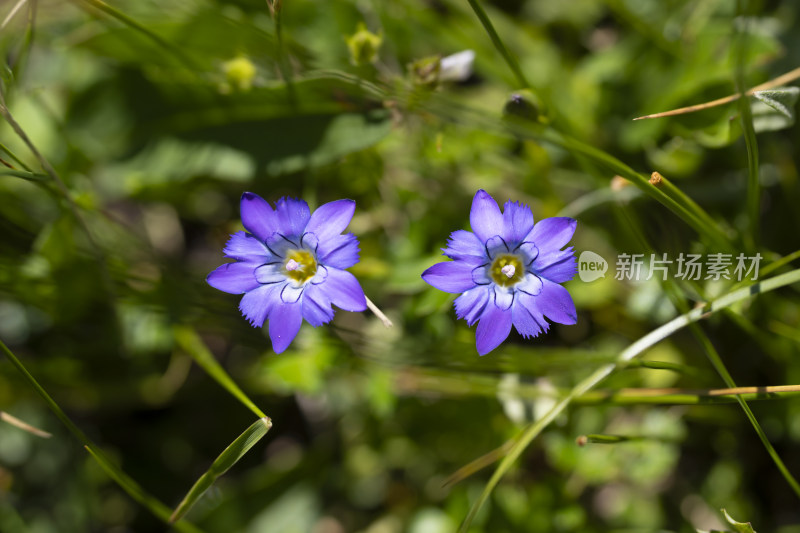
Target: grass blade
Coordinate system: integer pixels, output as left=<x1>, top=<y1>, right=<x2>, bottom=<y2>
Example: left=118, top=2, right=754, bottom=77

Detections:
left=458, top=267, right=800, bottom=531
left=0, top=338, right=205, bottom=533
left=734, top=4, right=761, bottom=250
left=170, top=417, right=273, bottom=523
left=0, top=168, right=48, bottom=182
left=690, top=323, right=800, bottom=497
left=414, top=93, right=733, bottom=249
left=85, top=446, right=205, bottom=533
left=633, top=65, right=800, bottom=121
left=0, top=140, right=32, bottom=171
left=464, top=0, right=530, bottom=89
left=172, top=325, right=268, bottom=419
left=69, top=0, right=203, bottom=75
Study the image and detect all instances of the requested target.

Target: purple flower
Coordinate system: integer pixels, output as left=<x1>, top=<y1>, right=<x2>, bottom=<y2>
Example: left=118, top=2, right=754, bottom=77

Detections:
left=422, top=190, right=578, bottom=355
left=207, top=193, right=367, bottom=353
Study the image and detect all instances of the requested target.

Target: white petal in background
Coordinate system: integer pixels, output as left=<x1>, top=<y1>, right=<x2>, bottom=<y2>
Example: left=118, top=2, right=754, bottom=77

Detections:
left=439, top=50, right=475, bottom=82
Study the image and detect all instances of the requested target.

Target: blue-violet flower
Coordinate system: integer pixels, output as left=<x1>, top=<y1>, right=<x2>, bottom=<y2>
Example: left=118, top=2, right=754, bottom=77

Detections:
left=422, top=189, right=578, bottom=355
left=207, top=193, right=367, bottom=353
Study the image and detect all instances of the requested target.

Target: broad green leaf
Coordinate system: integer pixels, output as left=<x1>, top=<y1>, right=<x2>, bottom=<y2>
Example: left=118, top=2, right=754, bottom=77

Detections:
left=170, top=417, right=273, bottom=523
left=752, top=87, right=799, bottom=132
left=73, top=73, right=393, bottom=175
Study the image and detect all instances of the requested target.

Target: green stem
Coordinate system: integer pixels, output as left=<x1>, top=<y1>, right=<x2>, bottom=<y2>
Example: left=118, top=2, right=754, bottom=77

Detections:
left=271, top=0, right=297, bottom=107
left=576, top=434, right=649, bottom=445
left=690, top=323, right=800, bottom=497
left=71, top=0, right=204, bottom=75
left=0, top=338, right=205, bottom=533
left=577, top=388, right=800, bottom=406
left=539, top=129, right=732, bottom=250
left=415, top=93, right=733, bottom=249
left=0, top=140, right=32, bottom=171
left=458, top=267, right=800, bottom=531
left=465, top=0, right=530, bottom=89
left=0, top=168, right=48, bottom=182
left=0, top=83, right=123, bottom=353
left=735, top=0, right=760, bottom=249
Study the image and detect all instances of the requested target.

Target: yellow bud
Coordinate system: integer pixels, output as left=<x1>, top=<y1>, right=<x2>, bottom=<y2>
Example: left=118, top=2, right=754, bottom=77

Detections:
left=346, top=23, right=382, bottom=66
left=222, top=56, right=256, bottom=91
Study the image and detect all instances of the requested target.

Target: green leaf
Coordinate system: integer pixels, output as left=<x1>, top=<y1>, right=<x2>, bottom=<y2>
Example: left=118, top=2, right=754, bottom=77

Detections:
left=170, top=417, right=273, bottom=523
left=696, top=509, right=757, bottom=533
left=721, top=508, right=756, bottom=533
left=690, top=116, right=742, bottom=148
left=91, top=73, right=393, bottom=175
left=173, top=326, right=267, bottom=419
left=752, top=87, right=799, bottom=132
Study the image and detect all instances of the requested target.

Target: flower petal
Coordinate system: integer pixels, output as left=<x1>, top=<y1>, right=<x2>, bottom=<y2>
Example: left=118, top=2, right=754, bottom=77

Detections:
left=511, top=296, right=548, bottom=339
left=516, top=241, right=539, bottom=266
left=320, top=267, right=367, bottom=312
left=493, top=286, right=514, bottom=311
left=268, top=302, right=303, bottom=353
left=310, top=264, right=330, bottom=285
left=207, top=262, right=260, bottom=294
left=238, top=283, right=282, bottom=327
left=304, top=199, right=355, bottom=242
left=224, top=231, right=272, bottom=262
left=422, top=261, right=478, bottom=293
left=300, top=232, right=320, bottom=254
left=524, top=217, right=577, bottom=254
left=471, top=264, right=491, bottom=285
left=516, top=272, right=543, bottom=297
left=485, top=235, right=511, bottom=259
left=318, top=233, right=360, bottom=269
left=275, top=197, right=311, bottom=238
left=442, top=230, right=486, bottom=262
left=280, top=283, right=304, bottom=304
left=254, top=262, right=286, bottom=285
left=470, top=190, right=507, bottom=243
left=475, top=304, right=512, bottom=355
left=240, top=192, right=279, bottom=242
left=534, top=247, right=577, bottom=283
left=502, top=201, right=534, bottom=243
left=301, top=284, right=335, bottom=327
left=535, top=279, right=577, bottom=325
left=454, top=286, right=489, bottom=326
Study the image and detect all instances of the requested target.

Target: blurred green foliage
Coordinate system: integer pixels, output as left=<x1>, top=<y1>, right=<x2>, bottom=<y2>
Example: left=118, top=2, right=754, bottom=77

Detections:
left=2, top=0, right=800, bottom=532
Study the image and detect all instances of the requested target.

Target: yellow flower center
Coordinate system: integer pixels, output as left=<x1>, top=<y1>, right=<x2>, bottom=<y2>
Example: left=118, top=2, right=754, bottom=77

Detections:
left=490, top=254, right=524, bottom=287
left=282, top=249, right=317, bottom=283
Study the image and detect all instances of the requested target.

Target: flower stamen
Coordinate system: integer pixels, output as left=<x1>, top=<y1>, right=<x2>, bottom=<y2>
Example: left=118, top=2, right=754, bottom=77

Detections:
left=490, top=254, right=524, bottom=287
left=283, top=249, right=317, bottom=283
